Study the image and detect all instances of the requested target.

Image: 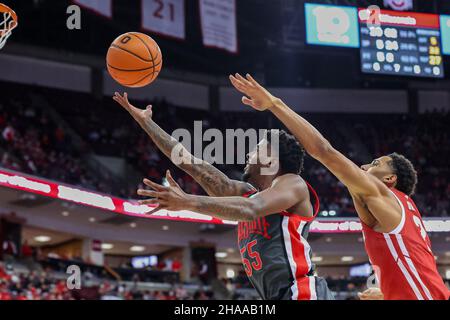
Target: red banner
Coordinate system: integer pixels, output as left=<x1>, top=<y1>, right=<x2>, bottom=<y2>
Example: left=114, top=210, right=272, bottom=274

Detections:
left=0, top=168, right=226, bottom=225
left=358, top=8, right=440, bottom=29
left=1, top=168, right=448, bottom=232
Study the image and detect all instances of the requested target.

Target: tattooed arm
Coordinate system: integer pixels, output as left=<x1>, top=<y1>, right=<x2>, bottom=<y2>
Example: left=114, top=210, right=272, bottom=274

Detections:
left=113, top=92, right=252, bottom=197
left=138, top=171, right=307, bottom=221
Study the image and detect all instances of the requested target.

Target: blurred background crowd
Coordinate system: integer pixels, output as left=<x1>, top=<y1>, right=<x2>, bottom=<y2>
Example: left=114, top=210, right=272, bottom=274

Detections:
left=1, top=84, right=448, bottom=217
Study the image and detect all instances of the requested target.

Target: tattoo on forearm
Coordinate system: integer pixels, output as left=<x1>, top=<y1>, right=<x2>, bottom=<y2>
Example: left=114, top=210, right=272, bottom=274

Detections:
left=192, top=196, right=254, bottom=221
left=142, top=117, right=178, bottom=158
left=141, top=117, right=249, bottom=197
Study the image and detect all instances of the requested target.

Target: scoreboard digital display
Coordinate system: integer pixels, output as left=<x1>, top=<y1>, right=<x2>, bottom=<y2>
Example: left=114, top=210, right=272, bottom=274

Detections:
left=441, top=15, right=450, bottom=55
left=359, top=9, right=444, bottom=78
left=305, top=3, right=360, bottom=48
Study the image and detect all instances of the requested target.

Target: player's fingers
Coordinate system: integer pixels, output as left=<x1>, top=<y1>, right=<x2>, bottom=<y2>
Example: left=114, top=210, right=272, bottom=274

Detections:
left=165, top=170, right=178, bottom=187
left=229, top=74, right=239, bottom=86
left=230, top=82, right=247, bottom=95
left=143, top=178, right=166, bottom=191
left=138, top=198, right=159, bottom=205
left=113, top=93, right=122, bottom=102
left=114, top=92, right=123, bottom=100
left=146, top=205, right=165, bottom=215
left=234, top=83, right=248, bottom=94
left=235, top=73, right=249, bottom=86
left=136, top=189, right=158, bottom=198
left=236, top=73, right=252, bottom=87
left=143, top=105, right=153, bottom=117
left=113, top=94, right=130, bottom=109
left=238, top=73, right=254, bottom=87
left=229, top=75, right=247, bottom=92
left=246, top=74, right=260, bottom=87
left=113, top=97, right=125, bottom=107
left=124, top=92, right=129, bottom=102
left=242, top=96, right=255, bottom=107
left=233, top=82, right=251, bottom=96
left=113, top=98, right=129, bottom=111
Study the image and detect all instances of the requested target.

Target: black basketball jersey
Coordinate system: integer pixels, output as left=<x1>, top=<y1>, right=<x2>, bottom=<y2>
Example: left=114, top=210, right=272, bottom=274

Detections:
left=237, top=182, right=325, bottom=300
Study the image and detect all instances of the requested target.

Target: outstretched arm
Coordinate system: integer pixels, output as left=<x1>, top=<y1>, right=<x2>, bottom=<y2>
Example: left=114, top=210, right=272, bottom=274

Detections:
left=229, top=74, right=401, bottom=230
left=113, top=92, right=251, bottom=197
left=137, top=171, right=307, bottom=222
left=229, top=74, right=383, bottom=196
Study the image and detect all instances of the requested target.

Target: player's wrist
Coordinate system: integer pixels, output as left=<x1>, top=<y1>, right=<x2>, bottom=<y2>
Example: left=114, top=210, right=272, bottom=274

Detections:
left=268, top=97, right=283, bottom=111
left=183, top=194, right=198, bottom=211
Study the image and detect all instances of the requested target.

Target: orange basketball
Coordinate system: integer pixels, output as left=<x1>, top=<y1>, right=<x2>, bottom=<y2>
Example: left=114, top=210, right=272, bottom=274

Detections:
left=106, top=32, right=163, bottom=88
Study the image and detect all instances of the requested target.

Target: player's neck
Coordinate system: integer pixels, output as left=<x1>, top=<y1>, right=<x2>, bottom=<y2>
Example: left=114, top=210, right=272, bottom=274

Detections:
left=253, top=175, right=277, bottom=191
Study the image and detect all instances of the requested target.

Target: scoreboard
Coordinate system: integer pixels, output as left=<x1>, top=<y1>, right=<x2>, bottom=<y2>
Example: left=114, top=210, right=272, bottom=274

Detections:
left=359, top=9, right=444, bottom=78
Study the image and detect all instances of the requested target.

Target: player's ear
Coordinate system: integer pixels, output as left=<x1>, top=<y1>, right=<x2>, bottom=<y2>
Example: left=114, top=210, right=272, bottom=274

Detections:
left=382, top=174, right=397, bottom=187
left=271, top=158, right=280, bottom=168
left=266, top=157, right=280, bottom=172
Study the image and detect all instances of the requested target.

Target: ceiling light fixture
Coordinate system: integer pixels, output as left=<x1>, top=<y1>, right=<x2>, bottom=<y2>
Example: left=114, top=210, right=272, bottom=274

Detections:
left=130, top=245, right=145, bottom=252
left=101, top=243, right=114, bottom=250
left=341, top=256, right=354, bottom=262
left=215, top=252, right=227, bottom=259
left=34, top=235, right=51, bottom=243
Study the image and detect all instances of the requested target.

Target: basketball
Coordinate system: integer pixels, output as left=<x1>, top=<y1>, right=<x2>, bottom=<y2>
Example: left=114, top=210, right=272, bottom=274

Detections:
left=106, top=32, right=162, bottom=88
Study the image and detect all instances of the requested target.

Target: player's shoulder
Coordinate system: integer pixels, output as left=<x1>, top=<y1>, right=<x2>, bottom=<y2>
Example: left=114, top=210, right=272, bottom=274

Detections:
left=272, top=174, right=308, bottom=193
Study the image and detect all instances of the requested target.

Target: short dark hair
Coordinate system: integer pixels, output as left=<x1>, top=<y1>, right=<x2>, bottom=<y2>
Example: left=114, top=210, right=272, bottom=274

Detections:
left=388, top=153, right=418, bottom=196
left=266, top=129, right=305, bottom=175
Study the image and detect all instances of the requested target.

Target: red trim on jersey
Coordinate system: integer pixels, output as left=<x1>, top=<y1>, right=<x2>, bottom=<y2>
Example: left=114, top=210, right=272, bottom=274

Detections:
left=281, top=181, right=320, bottom=221
left=242, top=189, right=257, bottom=198
left=288, top=218, right=309, bottom=276
left=297, top=277, right=314, bottom=300
left=286, top=217, right=315, bottom=300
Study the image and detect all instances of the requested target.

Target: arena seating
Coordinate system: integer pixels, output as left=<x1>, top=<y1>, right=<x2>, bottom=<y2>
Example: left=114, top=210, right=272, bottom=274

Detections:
left=0, top=256, right=378, bottom=300
left=0, top=83, right=448, bottom=217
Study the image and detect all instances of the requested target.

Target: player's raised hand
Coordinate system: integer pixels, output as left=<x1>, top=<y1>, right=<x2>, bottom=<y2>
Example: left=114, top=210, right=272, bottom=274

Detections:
left=229, top=73, right=278, bottom=111
left=137, top=170, right=191, bottom=214
left=113, top=92, right=153, bottom=125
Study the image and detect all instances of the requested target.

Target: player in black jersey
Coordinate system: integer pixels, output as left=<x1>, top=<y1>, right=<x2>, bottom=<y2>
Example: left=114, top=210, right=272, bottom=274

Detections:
left=113, top=92, right=334, bottom=300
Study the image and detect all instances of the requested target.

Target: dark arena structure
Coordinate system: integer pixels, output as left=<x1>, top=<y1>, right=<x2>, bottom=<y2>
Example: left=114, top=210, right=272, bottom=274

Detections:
left=0, top=0, right=449, bottom=305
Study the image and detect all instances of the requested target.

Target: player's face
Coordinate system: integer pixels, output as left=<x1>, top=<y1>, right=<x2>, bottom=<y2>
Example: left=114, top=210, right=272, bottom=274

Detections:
left=243, top=139, right=274, bottom=183
left=361, top=156, right=396, bottom=185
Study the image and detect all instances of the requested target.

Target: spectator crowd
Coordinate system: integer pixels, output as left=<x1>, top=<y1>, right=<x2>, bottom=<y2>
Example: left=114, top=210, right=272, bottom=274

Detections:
left=0, top=83, right=448, bottom=217
left=0, top=259, right=375, bottom=300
